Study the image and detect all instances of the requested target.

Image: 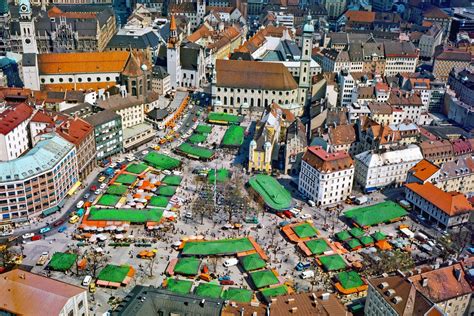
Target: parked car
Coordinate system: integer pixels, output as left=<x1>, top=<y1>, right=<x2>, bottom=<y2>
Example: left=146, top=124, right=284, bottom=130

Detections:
left=295, top=262, right=311, bottom=271
left=99, top=183, right=107, bottom=190
left=283, top=210, right=294, bottom=218
left=95, top=189, right=102, bottom=195
left=218, top=275, right=231, bottom=281
left=300, top=213, right=311, bottom=219
left=162, top=170, right=171, bottom=175
left=220, top=280, right=234, bottom=285
left=69, top=215, right=80, bottom=224
left=98, top=176, right=106, bottom=183
left=300, top=270, right=314, bottom=279
left=90, top=185, right=97, bottom=192
left=76, top=201, right=84, bottom=208
left=39, top=227, right=51, bottom=234
left=142, top=150, right=149, bottom=155
left=83, top=193, right=90, bottom=200
left=58, top=226, right=67, bottom=233
left=308, top=200, right=316, bottom=207
left=82, top=275, right=92, bottom=286
left=223, top=258, right=238, bottom=267
left=22, top=233, right=34, bottom=239
left=53, top=219, right=65, bottom=227
left=184, top=212, right=193, bottom=219
left=89, top=282, right=96, bottom=293
left=278, top=221, right=290, bottom=228
left=244, top=216, right=259, bottom=224
left=31, top=235, right=42, bottom=241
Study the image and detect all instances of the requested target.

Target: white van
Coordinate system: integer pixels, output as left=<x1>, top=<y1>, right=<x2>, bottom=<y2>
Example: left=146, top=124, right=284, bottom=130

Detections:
left=223, top=258, right=238, bottom=267
left=162, top=170, right=171, bottom=175
left=308, top=200, right=315, bottom=207
left=82, top=275, right=92, bottom=286
left=76, top=201, right=84, bottom=209
left=300, top=270, right=314, bottom=279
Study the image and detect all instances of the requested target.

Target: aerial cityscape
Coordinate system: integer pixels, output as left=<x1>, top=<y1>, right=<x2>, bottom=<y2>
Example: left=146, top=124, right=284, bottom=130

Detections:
left=0, top=0, right=473, bottom=314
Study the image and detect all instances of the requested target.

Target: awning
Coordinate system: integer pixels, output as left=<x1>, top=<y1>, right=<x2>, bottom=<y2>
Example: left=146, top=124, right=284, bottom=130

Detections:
left=67, top=181, right=82, bottom=196
left=42, top=206, right=59, bottom=217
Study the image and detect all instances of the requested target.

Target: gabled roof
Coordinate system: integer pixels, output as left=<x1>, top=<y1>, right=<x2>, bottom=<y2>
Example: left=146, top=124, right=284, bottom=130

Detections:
left=328, top=124, right=356, bottom=146
left=0, top=269, right=85, bottom=316
left=0, top=103, right=34, bottom=135
left=216, top=59, right=297, bottom=90
left=409, top=264, right=472, bottom=303
left=38, top=51, right=130, bottom=75
left=405, top=182, right=473, bottom=216
left=302, top=146, right=354, bottom=173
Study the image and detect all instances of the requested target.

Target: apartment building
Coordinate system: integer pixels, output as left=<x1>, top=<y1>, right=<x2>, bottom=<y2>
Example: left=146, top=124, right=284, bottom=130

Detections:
left=384, top=42, right=418, bottom=76
left=405, top=182, right=472, bottom=229
left=448, top=66, right=474, bottom=107
left=355, top=145, right=423, bottom=192
left=418, top=24, right=443, bottom=60
left=63, top=102, right=124, bottom=161
left=0, top=103, right=33, bottom=161
left=433, top=49, right=472, bottom=82
left=284, top=118, right=307, bottom=175
left=0, top=134, right=78, bottom=222
left=419, top=139, right=454, bottom=165
left=299, top=146, right=354, bottom=206
left=97, top=94, right=155, bottom=151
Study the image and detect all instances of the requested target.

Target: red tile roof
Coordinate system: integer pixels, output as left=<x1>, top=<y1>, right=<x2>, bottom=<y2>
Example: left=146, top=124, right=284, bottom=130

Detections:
left=0, top=103, right=34, bottom=135
left=302, top=146, right=354, bottom=173
left=405, top=182, right=473, bottom=216
left=409, top=264, right=472, bottom=303
left=56, top=117, right=94, bottom=146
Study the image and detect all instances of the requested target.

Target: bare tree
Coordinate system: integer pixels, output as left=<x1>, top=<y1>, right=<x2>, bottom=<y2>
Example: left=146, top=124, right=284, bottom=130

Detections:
left=146, top=255, right=157, bottom=278
left=88, top=251, right=109, bottom=278
left=0, top=244, right=13, bottom=268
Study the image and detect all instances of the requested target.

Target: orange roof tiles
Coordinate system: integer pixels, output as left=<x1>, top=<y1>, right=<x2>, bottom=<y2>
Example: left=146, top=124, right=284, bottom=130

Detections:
left=345, top=10, right=375, bottom=23
left=328, top=124, right=356, bottom=145
left=48, top=6, right=96, bottom=19
left=56, top=117, right=93, bottom=146
left=409, top=159, right=440, bottom=181
left=38, top=51, right=130, bottom=75
left=405, top=182, right=473, bottom=216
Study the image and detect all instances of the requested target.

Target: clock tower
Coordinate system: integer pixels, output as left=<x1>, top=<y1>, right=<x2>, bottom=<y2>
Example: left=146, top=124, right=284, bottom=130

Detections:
left=19, top=0, right=38, bottom=54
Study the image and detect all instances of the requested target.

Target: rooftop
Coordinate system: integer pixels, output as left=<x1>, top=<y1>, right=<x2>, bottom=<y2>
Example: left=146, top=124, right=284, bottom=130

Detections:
left=405, top=182, right=473, bottom=216
left=0, top=103, right=34, bottom=135
left=215, top=59, right=297, bottom=90
left=409, top=159, right=440, bottom=182
left=302, top=146, right=354, bottom=173
left=0, top=269, right=86, bottom=316
left=408, top=264, right=472, bottom=303
left=0, top=134, right=74, bottom=182
left=38, top=51, right=130, bottom=75
left=269, top=292, right=348, bottom=316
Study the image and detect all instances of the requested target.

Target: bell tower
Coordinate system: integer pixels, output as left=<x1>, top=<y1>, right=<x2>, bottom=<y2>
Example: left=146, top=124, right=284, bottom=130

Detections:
left=19, top=0, right=38, bottom=54
left=297, top=15, right=314, bottom=116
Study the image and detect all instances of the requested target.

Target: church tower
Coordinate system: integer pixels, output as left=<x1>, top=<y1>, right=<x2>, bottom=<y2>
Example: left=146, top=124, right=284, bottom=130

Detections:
left=19, top=0, right=38, bottom=54
left=297, top=15, right=314, bottom=115
left=19, top=0, right=40, bottom=90
left=167, top=14, right=181, bottom=90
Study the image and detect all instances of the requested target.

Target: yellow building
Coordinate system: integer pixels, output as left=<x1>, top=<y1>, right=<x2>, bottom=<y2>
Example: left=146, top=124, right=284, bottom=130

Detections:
left=248, top=106, right=282, bottom=173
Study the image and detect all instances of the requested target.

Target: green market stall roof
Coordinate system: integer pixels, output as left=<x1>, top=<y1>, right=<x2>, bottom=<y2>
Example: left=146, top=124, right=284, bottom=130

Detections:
left=249, top=269, right=279, bottom=289
left=195, top=124, right=213, bottom=134
left=337, top=271, right=365, bottom=290
left=176, top=143, right=215, bottom=160
left=143, top=151, right=181, bottom=170
left=174, top=257, right=201, bottom=275
left=165, top=278, right=193, bottom=294
left=158, top=185, right=178, bottom=197
left=222, top=288, right=253, bottom=303
left=318, top=254, right=347, bottom=271
left=335, top=231, right=352, bottom=242
left=208, top=112, right=243, bottom=125
left=48, top=252, right=78, bottom=271
left=344, top=201, right=408, bottom=227
left=260, top=285, right=288, bottom=300
left=188, top=133, right=208, bottom=144
left=97, top=194, right=120, bottom=207
left=106, top=184, right=128, bottom=196
left=359, top=235, right=375, bottom=246
left=240, top=253, right=266, bottom=272
left=292, top=223, right=318, bottom=238
left=97, top=264, right=132, bottom=283
left=181, top=238, right=255, bottom=256
left=248, top=175, right=292, bottom=211
left=346, top=238, right=362, bottom=250
left=304, top=239, right=330, bottom=255
left=148, top=196, right=169, bottom=208
left=115, top=174, right=138, bottom=185
left=208, top=168, right=231, bottom=184
left=371, top=231, right=387, bottom=241
left=161, top=175, right=183, bottom=186
left=221, top=125, right=245, bottom=147
left=125, top=163, right=148, bottom=174
left=349, top=227, right=365, bottom=238
left=88, top=207, right=163, bottom=223
left=194, top=283, right=223, bottom=299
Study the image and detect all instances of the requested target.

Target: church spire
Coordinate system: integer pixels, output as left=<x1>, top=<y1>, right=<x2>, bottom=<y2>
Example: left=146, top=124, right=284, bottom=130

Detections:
left=168, top=14, right=178, bottom=48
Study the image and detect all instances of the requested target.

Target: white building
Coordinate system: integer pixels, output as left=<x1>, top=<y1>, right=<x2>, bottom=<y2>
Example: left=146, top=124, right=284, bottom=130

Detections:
left=405, top=182, right=473, bottom=229
left=299, top=146, right=354, bottom=206
left=355, top=145, right=423, bottom=192
left=384, top=42, right=419, bottom=76
left=338, top=70, right=356, bottom=107
left=0, top=103, right=34, bottom=162
left=418, top=24, right=443, bottom=60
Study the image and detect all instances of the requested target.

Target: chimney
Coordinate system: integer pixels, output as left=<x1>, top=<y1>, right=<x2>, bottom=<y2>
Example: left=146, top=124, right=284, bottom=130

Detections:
left=421, top=276, right=428, bottom=287
left=321, top=293, right=330, bottom=301
left=290, top=307, right=298, bottom=313
left=454, top=268, right=462, bottom=281
left=286, top=298, right=295, bottom=304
